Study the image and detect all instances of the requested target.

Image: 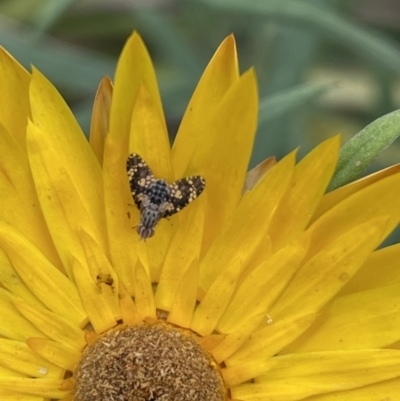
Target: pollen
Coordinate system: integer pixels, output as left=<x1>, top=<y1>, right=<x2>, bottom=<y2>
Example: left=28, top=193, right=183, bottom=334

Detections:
left=74, top=323, right=226, bottom=401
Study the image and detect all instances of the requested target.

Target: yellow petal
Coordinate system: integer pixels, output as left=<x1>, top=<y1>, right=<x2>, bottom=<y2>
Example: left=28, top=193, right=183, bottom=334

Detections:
left=29, top=67, right=102, bottom=186
left=285, top=283, right=400, bottom=352
left=0, top=378, right=68, bottom=398
left=0, top=339, right=62, bottom=379
left=172, top=34, right=239, bottom=177
left=126, top=231, right=151, bottom=281
left=199, top=150, right=296, bottom=292
left=129, top=84, right=171, bottom=180
left=80, top=229, right=120, bottom=320
left=118, top=281, right=141, bottom=325
left=105, top=33, right=167, bottom=281
left=103, top=134, right=139, bottom=290
left=0, top=290, right=44, bottom=341
left=222, top=359, right=272, bottom=387
left=340, top=243, right=400, bottom=294
left=28, top=67, right=107, bottom=260
left=0, top=222, right=86, bottom=327
left=90, top=76, right=113, bottom=165
left=0, top=251, right=44, bottom=307
left=306, top=377, right=400, bottom=400
left=211, top=314, right=266, bottom=364
left=313, top=163, right=400, bottom=222
left=0, top=363, right=27, bottom=378
left=0, top=47, right=31, bottom=149
left=134, top=261, right=156, bottom=320
left=72, top=259, right=116, bottom=333
left=27, top=338, right=81, bottom=372
left=268, top=135, right=340, bottom=251
left=127, top=84, right=176, bottom=277
left=308, top=172, right=400, bottom=257
left=226, top=314, right=316, bottom=367
left=265, top=350, right=400, bottom=397
left=167, top=259, right=199, bottom=328
left=109, top=32, right=165, bottom=145
left=143, top=220, right=174, bottom=281
left=60, top=396, right=73, bottom=401
left=271, top=217, right=388, bottom=319
left=231, top=350, right=400, bottom=400
left=14, top=301, right=85, bottom=350
left=26, top=120, right=85, bottom=276
left=0, top=395, right=51, bottom=401
left=26, top=120, right=107, bottom=278
left=187, top=69, right=258, bottom=249
left=29, top=68, right=99, bottom=184
left=0, top=124, right=63, bottom=271
left=217, top=235, right=309, bottom=334
left=155, top=196, right=205, bottom=310
left=191, top=259, right=241, bottom=336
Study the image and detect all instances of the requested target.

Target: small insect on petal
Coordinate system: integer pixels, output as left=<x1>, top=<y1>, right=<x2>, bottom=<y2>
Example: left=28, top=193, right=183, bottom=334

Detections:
left=126, top=154, right=205, bottom=240
left=96, top=273, right=114, bottom=292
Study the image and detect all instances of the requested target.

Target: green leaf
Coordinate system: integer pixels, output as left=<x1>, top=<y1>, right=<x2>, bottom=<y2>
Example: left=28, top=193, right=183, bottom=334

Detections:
left=197, top=0, right=400, bottom=75
left=133, top=10, right=203, bottom=79
left=31, top=0, right=76, bottom=34
left=0, top=19, right=116, bottom=93
left=258, top=82, right=330, bottom=126
left=329, top=110, right=400, bottom=190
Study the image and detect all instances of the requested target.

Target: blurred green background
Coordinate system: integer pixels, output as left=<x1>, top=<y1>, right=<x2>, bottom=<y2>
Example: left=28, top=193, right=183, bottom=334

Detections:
left=1, top=0, right=400, bottom=243
left=1, top=0, right=400, bottom=167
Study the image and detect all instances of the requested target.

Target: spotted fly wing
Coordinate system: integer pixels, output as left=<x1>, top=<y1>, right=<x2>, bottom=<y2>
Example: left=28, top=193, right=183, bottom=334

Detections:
left=164, top=176, right=206, bottom=217
left=126, top=153, right=155, bottom=210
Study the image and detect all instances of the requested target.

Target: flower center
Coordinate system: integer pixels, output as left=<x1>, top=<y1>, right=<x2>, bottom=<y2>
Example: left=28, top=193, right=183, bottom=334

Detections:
left=74, top=323, right=226, bottom=401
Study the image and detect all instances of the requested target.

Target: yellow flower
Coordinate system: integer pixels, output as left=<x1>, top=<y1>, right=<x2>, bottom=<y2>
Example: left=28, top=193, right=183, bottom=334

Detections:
left=0, top=32, right=400, bottom=401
